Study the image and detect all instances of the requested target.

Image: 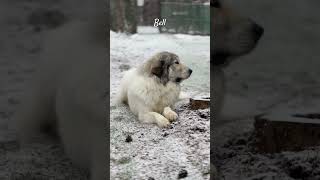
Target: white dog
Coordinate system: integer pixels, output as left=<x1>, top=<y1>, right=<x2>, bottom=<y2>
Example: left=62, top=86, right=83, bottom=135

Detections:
left=116, top=52, right=192, bottom=127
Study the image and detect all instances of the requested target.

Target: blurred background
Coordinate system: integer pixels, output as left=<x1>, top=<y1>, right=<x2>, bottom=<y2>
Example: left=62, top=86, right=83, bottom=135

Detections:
left=0, top=0, right=100, bottom=179
left=110, top=0, right=210, bottom=35
left=213, top=0, right=320, bottom=179
left=110, top=0, right=211, bottom=99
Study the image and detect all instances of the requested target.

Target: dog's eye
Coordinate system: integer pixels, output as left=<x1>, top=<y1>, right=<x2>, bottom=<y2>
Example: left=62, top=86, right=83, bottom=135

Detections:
left=175, top=61, right=179, bottom=64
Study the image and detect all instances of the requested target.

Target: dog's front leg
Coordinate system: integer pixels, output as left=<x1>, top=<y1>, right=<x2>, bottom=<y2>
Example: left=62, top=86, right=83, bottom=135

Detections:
left=138, top=112, right=170, bottom=128
left=163, top=107, right=178, bottom=121
left=129, top=96, right=170, bottom=127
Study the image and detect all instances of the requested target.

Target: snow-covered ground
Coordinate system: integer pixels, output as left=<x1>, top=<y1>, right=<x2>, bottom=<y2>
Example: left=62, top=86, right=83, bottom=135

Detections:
left=110, top=28, right=210, bottom=179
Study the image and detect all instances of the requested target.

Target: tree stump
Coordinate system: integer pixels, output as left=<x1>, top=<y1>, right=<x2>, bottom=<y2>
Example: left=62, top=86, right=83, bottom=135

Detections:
left=254, top=112, right=320, bottom=153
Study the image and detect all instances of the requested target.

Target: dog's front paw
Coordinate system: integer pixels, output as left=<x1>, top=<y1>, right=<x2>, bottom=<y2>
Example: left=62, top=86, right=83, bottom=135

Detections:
left=165, top=111, right=178, bottom=121
left=156, top=116, right=170, bottom=128
left=163, top=107, right=178, bottom=121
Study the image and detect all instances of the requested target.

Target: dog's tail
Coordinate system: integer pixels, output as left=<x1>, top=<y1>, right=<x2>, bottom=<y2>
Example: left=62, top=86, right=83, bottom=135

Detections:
left=114, top=69, right=136, bottom=105
left=114, top=88, right=127, bottom=105
left=114, top=77, right=128, bottom=105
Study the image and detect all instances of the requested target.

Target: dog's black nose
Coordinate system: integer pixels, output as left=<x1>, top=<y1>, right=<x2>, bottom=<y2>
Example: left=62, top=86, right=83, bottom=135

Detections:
left=252, top=23, right=264, bottom=39
left=189, top=69, right=193, bottom=74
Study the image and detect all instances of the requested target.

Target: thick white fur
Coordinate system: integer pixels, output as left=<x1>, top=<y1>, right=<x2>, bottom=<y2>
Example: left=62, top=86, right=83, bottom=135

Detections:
left=14, top=17, right=107, bottom=180
left=117, top=68, right=180, bottom=127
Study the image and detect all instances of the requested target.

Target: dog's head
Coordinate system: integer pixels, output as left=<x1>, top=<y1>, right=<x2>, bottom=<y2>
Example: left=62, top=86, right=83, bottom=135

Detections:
left=146, top=52, right=192, bottom=85
left=211, top=0, right=264, bottom=66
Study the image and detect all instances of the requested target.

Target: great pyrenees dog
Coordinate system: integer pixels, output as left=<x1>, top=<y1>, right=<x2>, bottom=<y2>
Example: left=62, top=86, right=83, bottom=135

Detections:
left=117, top=52, right=192, bottom=127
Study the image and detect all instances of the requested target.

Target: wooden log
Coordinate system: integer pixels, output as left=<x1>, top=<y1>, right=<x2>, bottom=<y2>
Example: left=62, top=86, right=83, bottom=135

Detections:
left=189, top=97, right=210, bottom=110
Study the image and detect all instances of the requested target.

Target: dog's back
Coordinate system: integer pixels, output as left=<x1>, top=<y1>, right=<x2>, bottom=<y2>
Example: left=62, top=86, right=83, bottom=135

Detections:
left=115, top=68, right=137, bottom=105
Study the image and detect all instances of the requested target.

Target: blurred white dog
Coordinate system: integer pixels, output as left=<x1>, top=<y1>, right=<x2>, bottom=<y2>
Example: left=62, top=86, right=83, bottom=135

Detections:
left=13, top=2, right=107, bottom=180
left=212, top=0, right=264, bottom=120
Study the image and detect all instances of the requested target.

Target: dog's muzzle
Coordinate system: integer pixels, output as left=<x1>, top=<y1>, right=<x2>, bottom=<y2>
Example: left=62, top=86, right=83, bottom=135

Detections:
left=176, top=68, right=192, bottom=83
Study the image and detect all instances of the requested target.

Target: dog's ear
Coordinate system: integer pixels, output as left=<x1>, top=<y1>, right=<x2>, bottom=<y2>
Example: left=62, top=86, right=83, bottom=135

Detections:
left=151, top=54, right=170, bottom=85
left=151, top=59, right=164, bottom=78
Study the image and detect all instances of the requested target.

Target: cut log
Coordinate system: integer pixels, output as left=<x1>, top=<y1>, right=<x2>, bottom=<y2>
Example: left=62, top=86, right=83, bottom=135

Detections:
left=189, top=97, right=210, bottom=110
left=254, top=112, right=320, bottom=153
